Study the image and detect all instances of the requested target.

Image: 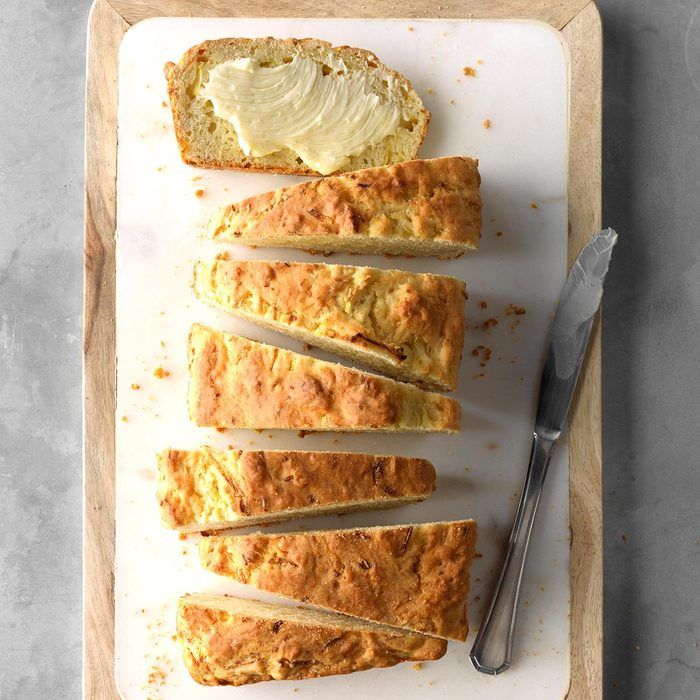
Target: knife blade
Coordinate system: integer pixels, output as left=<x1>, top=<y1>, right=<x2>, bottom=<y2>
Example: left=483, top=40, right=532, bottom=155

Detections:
left=469, top=228, right=617, bottom=675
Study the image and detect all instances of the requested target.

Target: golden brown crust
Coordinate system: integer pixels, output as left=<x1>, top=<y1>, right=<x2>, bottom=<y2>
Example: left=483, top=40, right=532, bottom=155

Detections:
left=164, top=38, right=430, bottom=175
left=193, top=258, right=467, bottom=391
left=157, top=447, right=436, bottom=531
left=209, top=156, right=481, bottom=256
left=187, top=324, right=461, bottom=433
left=177, top=595, right=447, bottom=686
left=200, top=520, right=477, bottom=641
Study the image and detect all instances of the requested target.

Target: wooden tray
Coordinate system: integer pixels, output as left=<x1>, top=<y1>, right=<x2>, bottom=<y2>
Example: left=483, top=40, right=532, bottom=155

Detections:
left=83, top=1, right=603, bottom=697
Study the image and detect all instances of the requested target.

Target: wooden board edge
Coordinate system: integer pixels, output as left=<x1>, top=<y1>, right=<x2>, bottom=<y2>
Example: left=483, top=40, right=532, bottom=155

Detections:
left=83, top=0, right=128, bottom=698
left=561, top=3, right=603, bottom=699
left=109, top=0, right=591, bottom=30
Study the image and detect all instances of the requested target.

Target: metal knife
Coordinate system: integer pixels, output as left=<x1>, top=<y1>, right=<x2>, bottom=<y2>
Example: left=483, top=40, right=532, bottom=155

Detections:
left=469, top=228, right=618, bottom=675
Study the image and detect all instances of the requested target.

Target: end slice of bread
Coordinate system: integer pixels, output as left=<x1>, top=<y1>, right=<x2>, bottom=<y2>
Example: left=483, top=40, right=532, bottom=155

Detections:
left=187, top=324, right=461, bottom=433
left=209, top=156, right=481, bottom=258
left=164, top=37, right=430, bottom=175
left=157, top=446, right=436, bottom=533
left=177, top=594, right=447, bottom=686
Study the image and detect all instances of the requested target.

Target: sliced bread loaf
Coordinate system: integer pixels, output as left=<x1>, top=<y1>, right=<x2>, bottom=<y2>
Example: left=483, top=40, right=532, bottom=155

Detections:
left=209, top=156, right=482, bottom=257
left=187, top=324, right=461, bottom=433
left=199, top=520, right=477, bottom=641
left=193, top=257, right=467, bottom=391
left=157, top=446, right=435, bottom=533
left=178, top=594, right=447, bottom=686
left=165, top=38, right=429, bottom=175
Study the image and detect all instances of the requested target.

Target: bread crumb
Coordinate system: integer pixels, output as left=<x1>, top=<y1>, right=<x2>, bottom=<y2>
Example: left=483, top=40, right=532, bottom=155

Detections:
left=463, top=66, right=477, bottom=77
left=496, top=230, right=504, bottom=237
left=482, top=119, right=491, bottom=129
left=147, top=664, right=167, bottom=687
left=487, top=442, right=499, bottom=450
left=195, top=188, right=205, bottom=198
left=471, top=345, right=492, bottom=366
left=477, top=59, right=484, bottom=65
left=121, top=416, right=128, bottom=423
left=426, top=87, right=435, bottom=95
left=130, top=383, right=140, bottom=390
left=161, top=100, right=167, bottom=108
left=412, top=662, right=423, bottom=671
left=216, top=427, right=227, bottom=433
left=621, top=533, right=628, bottom=542
left=407, top=26, right=414, bottom=31
left=153, top=366, right=170, bottom=378
left=530, top=201, right=539, bottom=209
left=505, top=304, right=527, bottom=316
left=449, top=99, right=456, bottom=106
left=634, top=644, right=641, bottom=651
left=479, top=300, right=488, bottom=309
left=481, top=318, right=499, bottom=330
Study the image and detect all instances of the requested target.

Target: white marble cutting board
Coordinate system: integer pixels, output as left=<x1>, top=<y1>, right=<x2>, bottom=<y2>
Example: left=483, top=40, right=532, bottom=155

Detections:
left=114, top=16, right=570, bottom=699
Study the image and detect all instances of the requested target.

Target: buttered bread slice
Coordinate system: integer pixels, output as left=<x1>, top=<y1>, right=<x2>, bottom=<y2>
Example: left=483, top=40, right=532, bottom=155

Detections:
left=193, top=258, right=466, bottom=391
left=178, top=594, right=447, bottom=686
left=165, top=38, right=429, bottom=175
left=200, top=520, right=477, bottom=641
left=209, top=156, right=481, bottom=258
left=187, top=324, right=460, bottom=433
left=158, top=446, right=436, bottom=533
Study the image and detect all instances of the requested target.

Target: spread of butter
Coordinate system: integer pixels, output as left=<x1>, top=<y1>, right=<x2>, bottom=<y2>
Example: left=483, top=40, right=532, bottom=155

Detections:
left=201, top=54, right=401, bottom=174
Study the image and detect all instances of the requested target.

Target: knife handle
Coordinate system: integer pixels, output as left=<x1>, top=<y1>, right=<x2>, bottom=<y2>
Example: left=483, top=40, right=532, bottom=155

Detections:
left=469, top=432, right=556, bottom=675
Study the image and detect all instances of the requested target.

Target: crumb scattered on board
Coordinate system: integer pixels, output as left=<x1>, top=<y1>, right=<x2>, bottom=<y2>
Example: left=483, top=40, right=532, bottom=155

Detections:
left=194, top=188, right=205, bottom=198
left=463, top=66, right=477, bottom=77
left=471, top=345, right=493, bottom=367
left=482, top=119, right=491, bottom=129
left=530, top=201, right=539, bottom=209
left=505, top=304, right=527, bottom=316
left=153, top=366, right=170, bottom=378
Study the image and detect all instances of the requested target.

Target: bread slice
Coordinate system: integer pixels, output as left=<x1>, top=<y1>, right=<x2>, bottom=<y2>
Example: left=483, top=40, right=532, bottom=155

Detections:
left=187, top=324, right=461, bottom=433
left=157, top=446, right=436, bottom=533
left=164, top=38, right=429, bottom=175
left=209, top=156, right=481, bottom=258
left=178, top=594, right=447, bottom=686
left=193, top=257, right=467, bottom=391
left=200, top=520, right=477, bottom=641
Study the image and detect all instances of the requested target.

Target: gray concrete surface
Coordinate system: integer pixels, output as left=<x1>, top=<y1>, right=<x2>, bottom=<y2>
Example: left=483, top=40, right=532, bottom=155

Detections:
left=0, top=1, right=698, bottom=698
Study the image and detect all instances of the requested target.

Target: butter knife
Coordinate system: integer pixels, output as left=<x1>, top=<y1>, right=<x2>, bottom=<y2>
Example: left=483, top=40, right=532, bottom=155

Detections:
left=470, top=228, right=618, bottom=675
